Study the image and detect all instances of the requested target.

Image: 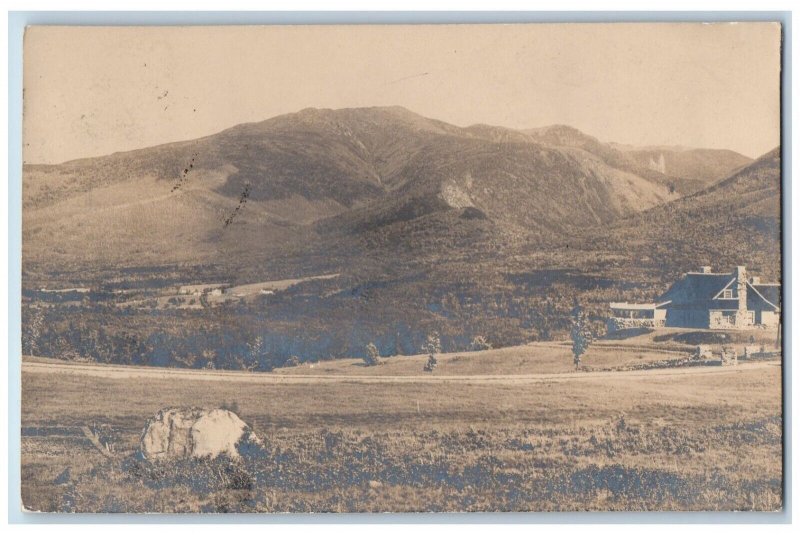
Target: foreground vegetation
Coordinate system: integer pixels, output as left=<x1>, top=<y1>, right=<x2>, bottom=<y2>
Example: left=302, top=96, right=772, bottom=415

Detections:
left=21, top=347, right=782, bottom=513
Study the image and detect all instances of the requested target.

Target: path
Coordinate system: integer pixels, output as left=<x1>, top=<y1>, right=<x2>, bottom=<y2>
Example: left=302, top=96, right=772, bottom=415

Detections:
left=21, top=358, right=779, bottom=385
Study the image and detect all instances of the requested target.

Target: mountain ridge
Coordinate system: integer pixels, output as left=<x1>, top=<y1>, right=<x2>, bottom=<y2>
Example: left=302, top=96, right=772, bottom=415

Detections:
left=22, top=106, right=755, bottom=270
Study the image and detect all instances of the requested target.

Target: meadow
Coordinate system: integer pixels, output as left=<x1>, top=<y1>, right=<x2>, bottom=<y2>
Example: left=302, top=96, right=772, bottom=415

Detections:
left=20, top=335, right=783, bottom=513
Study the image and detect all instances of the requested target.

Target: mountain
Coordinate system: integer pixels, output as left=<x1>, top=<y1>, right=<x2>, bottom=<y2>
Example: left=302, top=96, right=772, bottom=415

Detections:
left=595, top=147, right=781, bottom=281
left=317, top=132, right=675, bottom=236
left=645, top=146, right=780, bottom=221
left=615, top=145, right=753, bottom=184
left=21, top=108, right=778, bottom=367
left=526, top=125, right=752, bottom=193
left=22, top=106, right=753, bottom=271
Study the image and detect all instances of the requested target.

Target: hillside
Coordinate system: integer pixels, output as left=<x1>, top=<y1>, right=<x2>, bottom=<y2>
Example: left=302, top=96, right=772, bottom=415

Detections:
left=593, top=147, right=782, bottom=282
left=618, top=146, right=753, bottom=184
left=526, top=125, right=751, bottom=193
left=21, top=108, right=777, bottom=366
left=22, top=106, right=750, bottom=270
left=318, top=134, right=676, bottom=237
left=23, top=122, right=781, bottom=369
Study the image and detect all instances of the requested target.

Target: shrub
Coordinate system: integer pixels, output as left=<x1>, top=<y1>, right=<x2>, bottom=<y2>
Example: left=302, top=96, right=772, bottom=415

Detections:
left=470, top=335, right=492, bottom=351
left=363, top=343, right=381, bottom=366
left=570, top=303, right=594, bottom=369
left=422, top=332, right=441, bottom=372
left=423, top=353, right=437, bottom=372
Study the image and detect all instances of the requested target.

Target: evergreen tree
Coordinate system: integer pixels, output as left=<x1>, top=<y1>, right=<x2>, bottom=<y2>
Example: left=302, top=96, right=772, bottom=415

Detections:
left=363, top=342, right=381, bottom=366
left=422, top=332, right=441, bottom=372
left=570, top=303, right=593, bottom=369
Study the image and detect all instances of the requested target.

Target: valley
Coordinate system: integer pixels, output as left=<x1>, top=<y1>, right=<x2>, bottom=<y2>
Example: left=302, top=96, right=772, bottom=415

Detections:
left=21, top=107, right=780, bottom=370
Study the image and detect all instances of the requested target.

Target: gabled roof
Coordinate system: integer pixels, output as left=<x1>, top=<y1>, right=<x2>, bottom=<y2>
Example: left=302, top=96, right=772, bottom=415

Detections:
left=656, top=270, right=781, bottom=311
left=750, top=283, right=781, bottom=309
left=658, top=273, right=733, bottom=304
left=711, top=278, right=738, bottom=299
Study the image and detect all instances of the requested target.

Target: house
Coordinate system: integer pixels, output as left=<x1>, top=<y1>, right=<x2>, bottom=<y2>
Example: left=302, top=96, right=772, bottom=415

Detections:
left=178, top=283, right=228, bottom=297
left=608, top=266, right=780, bottom=331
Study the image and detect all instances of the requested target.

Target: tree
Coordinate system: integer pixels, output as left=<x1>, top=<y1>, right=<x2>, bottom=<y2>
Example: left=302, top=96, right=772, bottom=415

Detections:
left=201, top=348, right=218, bottom=369
left=199, top=289, right=211, bottom=309
left=423, top=353, right=438, bottom=372
left=363, top=343, right=381, bottom=366
left=173, top=352, right=199, bottom=369
left=243, top=336, right=265, bottom=371
left=22, top=306, right=45, bottom=356
left=470, top=335, right=492, bottom=351
left=422, top=332, right=441, bottom=372
left=570, top=302, right=593, bottom=369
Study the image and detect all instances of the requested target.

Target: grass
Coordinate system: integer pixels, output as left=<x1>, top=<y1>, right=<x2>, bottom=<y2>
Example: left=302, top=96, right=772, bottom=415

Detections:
left=271, top=342, right=682, bottom=376
left=20, top=339, right=783, bottom=513
left=272, top=328, right=777, bottom=376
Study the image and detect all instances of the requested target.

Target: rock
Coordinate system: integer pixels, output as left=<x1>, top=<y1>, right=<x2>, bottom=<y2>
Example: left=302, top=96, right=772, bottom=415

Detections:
left=139, top=407, right=262, bottom=461
left=720, top=347, right=738, bottom=366
left=693, top=345, right=712, bottom=360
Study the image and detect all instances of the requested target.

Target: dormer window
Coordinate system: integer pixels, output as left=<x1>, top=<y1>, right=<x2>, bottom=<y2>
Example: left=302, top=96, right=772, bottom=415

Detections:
left=722, top=289, right=733, bottom=299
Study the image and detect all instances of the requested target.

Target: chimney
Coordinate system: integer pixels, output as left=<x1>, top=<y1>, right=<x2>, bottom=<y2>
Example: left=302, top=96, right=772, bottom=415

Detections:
left=735, top=266, right=747, bottom=312
left=750, top=276, right=761, bottom=285
left=700, top=266, right=712, bottom=273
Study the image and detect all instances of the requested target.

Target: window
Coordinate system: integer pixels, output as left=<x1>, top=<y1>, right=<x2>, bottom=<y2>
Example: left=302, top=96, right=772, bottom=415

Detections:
left=722, top=289, right=733, bottom=299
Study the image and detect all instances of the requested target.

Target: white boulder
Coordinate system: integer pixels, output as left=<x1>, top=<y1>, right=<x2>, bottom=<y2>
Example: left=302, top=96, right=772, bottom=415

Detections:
left=139, top=407, right=262, bottom=461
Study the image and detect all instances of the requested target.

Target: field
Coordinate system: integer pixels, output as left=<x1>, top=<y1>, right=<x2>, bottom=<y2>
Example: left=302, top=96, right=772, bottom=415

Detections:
left=20, top=331, right=783, bottom=513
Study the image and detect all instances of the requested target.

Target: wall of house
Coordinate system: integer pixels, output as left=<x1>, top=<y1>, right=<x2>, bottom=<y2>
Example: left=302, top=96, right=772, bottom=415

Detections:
left=606, top=317, right=665, bottom=332
left=710, top=309, right=761, bottom=329
left=668, top=308, right=777, bottom=330
left=610, top=308, right=654, bottom=319
left=759, top=310, right=780, bottom=327
left=710, top=310, right=735, bottom=329
left=664, top=308, right=710, bottom=328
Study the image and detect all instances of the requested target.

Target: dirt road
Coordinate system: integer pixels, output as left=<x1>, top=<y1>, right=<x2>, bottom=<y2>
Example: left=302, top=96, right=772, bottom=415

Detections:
left=21, top=358, right=779, bottom=385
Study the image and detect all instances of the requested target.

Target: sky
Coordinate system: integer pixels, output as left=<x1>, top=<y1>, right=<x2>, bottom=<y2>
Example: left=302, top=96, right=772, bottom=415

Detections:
left=23, top=23, right=781, bottom=164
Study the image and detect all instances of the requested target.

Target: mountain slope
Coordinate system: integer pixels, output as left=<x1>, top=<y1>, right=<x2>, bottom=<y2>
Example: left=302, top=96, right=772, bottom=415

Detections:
left=320, top=134, right=677, bottom=240
left=617, top=146, right=753, bottom=184
left=21, top=110, right=779, bottom=366
left=628, top=147, right=780, bottom=232
left=22, top=106, right=750, bottom=269
left=525, top=125, right=752, bottom=194
left=596, top=147, right=781, bottom=281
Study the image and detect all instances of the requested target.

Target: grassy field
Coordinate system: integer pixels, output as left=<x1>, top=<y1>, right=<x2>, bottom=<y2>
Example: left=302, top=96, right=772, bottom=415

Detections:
left=271, top=341, right=678, bottom=376
left=20, top=334, right=783, bottom=513
left=271, top=328, right=779, bottom=376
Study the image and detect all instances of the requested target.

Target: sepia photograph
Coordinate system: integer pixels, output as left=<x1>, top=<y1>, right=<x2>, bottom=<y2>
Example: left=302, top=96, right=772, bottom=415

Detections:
left=18, top=21, right=784, bottom=514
